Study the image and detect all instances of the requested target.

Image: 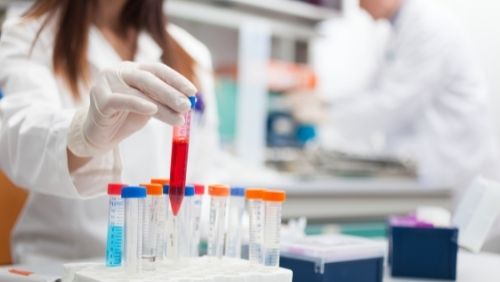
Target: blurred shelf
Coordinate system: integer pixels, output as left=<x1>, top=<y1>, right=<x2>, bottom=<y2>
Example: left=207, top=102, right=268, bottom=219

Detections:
left=167, top=0, right=339, bottom=40
left=203, top=0, right=337, bottom=22
left=1, top=0, right=338, bottom=40
left=234, top=176, right=453, bottom=221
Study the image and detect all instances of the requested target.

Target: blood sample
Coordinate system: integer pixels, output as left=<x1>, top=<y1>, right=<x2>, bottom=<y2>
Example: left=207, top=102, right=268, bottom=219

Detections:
left=169, top=95, right=197, bottom=216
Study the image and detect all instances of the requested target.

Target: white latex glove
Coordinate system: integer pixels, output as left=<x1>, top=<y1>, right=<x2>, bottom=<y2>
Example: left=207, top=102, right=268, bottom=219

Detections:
left=68, top=61, right=196, bottom=158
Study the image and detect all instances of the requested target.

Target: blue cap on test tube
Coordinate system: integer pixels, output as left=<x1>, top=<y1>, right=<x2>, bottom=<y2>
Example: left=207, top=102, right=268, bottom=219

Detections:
left=163, top=185, right=170, bottom=195
left=185, top=185, right=195, bottom=196
left=121, top=186, right=147, bottom=198
left=189, top=96, right=197, bottom=109
left=230, top=186, right=245, bottom=197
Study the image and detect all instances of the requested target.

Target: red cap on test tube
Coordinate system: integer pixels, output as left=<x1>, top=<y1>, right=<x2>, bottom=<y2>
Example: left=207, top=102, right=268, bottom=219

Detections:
left=194, top=183, right=205, bottom=195
left=107, top=183, right=125, bottom=195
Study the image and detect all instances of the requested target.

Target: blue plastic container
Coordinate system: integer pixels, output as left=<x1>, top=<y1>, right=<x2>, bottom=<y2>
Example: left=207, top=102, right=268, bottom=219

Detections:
left=388, top=225, right=459, bottom=280
left=279, top=235, right=385, bottom=282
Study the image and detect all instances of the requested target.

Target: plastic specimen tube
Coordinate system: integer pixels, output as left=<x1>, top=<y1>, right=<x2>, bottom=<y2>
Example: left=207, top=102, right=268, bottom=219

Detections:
left=140, top=183, right=164, bottom=270
left=178, top=185, right=195, bottom=257
left=207, top=184, right=229, bottom=258
left=122, top=186, right=147, bottom=274
left=169, top=96, right=197, bottom=216
left=262, top=190, right=286, bottom=267
left=225, top=186, right=246, bottom=258
left=150, top=178, right=170, bottom=261
left=106, top=183, right=125, bottom=267
left=246, top=188, right=265, bottom=264
left=191, top=183, right=205, bottom=257
left=164, top=185, right=178, bottom=259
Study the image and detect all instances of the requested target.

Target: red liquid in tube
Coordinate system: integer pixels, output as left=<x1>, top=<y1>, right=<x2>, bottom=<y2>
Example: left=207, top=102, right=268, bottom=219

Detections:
left=169, top=106, right=193, bottom=216
left=169, top=138, right=189, bottom=215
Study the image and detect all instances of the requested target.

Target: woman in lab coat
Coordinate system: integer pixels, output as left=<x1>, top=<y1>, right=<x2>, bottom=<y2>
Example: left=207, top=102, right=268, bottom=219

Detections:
left=318, top=0, right=500, bottom=190
left=0, top=0, right=219, bottom=263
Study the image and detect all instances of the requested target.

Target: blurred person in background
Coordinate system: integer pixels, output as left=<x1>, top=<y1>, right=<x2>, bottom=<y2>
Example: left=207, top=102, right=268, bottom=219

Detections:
left=0, top=0, right=219, bottom=263
left=301, top=0, right=500, bottom=251
left=314, top=0, right=500, bottom=192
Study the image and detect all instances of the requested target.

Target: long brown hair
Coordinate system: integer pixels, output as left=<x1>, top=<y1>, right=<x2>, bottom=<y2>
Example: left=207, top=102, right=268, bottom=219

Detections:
left=24, top=0, right=197, bottom=99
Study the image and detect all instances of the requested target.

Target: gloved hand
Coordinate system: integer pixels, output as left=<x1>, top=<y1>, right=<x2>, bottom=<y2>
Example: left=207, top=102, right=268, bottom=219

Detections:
left=67, top=61, right=197, bottom=158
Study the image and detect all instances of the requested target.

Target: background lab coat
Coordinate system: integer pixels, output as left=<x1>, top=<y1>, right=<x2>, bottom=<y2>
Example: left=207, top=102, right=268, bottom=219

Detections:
left=0, top=15, right=220, bottom=263
left=319, top=0, right=500, bottom=191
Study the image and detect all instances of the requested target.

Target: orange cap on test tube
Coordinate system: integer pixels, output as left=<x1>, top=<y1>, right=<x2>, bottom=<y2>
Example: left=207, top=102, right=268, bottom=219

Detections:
left=262, top=189, right=286, bottom=202
left=208, top=184, right=230, bottom=197
left=140, top=183, right=163, bottom=195
left=245, top=188, right=265, bottom=200
left=151, top=178, right=170, bottom=185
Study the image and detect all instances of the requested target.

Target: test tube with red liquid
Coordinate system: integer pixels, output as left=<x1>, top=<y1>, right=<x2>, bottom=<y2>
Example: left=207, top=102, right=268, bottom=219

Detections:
left=169, top=95, right=197, bottom=216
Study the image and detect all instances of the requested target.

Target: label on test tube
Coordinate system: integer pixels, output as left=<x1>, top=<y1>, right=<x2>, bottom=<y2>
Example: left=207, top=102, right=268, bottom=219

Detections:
left=225, top=187, right=246, bottom=258
left=178, top=185, right=195, bottom=257
left=246, top=188, right=265, bottom=264
left=140, top=183, right=163, bottom=271
left=169, top=96, right=197, bottom=216
left=165, top=185, right=178, bottom=259
left=207, top=184, right=229, bottom=258
left=191, top=183, right=205, bottom=257
left=262, top=190, right=286, bottom=267
left=150, top=178, right=169, bottom=261
left=122, top=186, right=147, bottom=274
left=106, top=184, right=125, bottom=267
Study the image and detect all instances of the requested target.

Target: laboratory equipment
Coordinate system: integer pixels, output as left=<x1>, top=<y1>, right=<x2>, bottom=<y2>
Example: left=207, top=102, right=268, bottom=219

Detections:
left=105, top=183, right=125, bottom=267
left=225, top=186, right=245, bottom=258
left=280, top=234, right=385, bottom=282
left=140, top=183, right=164, bottom=270
left=164, top=184, right=178, bottom=259
left=64, top=257, right=293, bottom=282
left=246, top=188, right=265, bottom=264
left=207, top=184, right=229, bottom=258
left=191, top=183, right=205, bottom=257
left=178, top=185, right=195, bottom=257
left=150, top=178, right=170, bottom=261
left=122, top=186, right=147, bottom=274
left=262, top=190, right=286, bottom=267
left=389, top=215, right=459, bottom=280
left=169, top=96, right=197, bottom=216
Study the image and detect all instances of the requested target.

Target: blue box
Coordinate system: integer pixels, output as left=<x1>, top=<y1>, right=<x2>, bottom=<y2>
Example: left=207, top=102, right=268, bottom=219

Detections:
left=389, top=225, right=459, bottom=280
left=279, top=235, right=385, bottom=282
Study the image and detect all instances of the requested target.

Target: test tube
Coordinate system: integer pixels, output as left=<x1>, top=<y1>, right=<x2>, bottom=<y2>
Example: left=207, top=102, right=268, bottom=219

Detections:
left=165, top=184, right=178, bottom=259
left=262, top=190, right=286, bottom=267
left=150, top=178, right=170, bottom=261
left=207, top=184, right=229, bottom=258
left=122, top=186, right=147, bottom=274
left=169, top=96, right=197, bottom=216
left=140, top=183, right=163, bottom=270
left=191, top=183, right=205, bottom=257
left=106, top=183, right=125, bottom=267
left=246, top=188, right=265, bottom=264
left=225, top=186, right=246, bottom=258
left=178, top=185, right=195, bottom=257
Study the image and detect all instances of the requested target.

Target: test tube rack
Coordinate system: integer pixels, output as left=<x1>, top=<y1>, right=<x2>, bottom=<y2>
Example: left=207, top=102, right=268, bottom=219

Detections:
left=63, top=257, right=293, bottom=282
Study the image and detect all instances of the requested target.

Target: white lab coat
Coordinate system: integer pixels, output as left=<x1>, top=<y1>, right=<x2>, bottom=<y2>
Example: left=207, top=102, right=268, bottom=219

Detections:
left=320, top=0, right=500, bottom=190
left=0, top=15, right=220, bottom=263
